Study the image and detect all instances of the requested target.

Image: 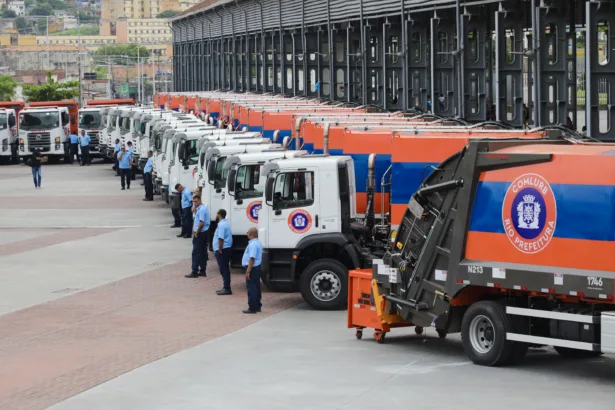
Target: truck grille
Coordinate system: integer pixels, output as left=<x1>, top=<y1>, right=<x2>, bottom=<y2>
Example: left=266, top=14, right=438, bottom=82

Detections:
left=88, top=132, right=99, bottom=146
left=27, top=132, right=51, bottom=147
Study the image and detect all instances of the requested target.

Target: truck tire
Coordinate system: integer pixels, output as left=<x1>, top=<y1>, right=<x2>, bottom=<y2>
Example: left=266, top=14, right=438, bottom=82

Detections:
left=300, top=259, right=348, bottom=310
left=554, top=346, right=603, bottom=359
left=461, top=300, right=526, bottom=366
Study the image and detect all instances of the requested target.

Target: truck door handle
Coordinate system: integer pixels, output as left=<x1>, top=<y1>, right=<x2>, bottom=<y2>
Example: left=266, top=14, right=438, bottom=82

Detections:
left=275, top=209, right=282, bottom=216
left=315, top=214, right=318, bottom=227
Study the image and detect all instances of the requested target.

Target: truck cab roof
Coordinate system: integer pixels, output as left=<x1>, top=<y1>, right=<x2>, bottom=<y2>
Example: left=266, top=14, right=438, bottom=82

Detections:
left=262, top=155, right=352, bottom=175
left=223, top=150, right=308, bottom=171
left=203, top=143, right=282, bottom=160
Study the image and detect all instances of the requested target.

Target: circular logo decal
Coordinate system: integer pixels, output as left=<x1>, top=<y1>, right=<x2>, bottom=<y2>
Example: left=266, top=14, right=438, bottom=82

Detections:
left=35, top=135, right=41, bottom=141
left=246, top=201, right=262, bottom=223
left=502, top=173, right=557, bottom=254
left=288, top=209, right=312, bottom=234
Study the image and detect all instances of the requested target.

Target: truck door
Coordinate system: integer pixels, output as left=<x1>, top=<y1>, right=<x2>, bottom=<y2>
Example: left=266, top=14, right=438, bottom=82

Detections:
left=209, top=156, right=228, bottom=213
left=180, top=139, right=199, bottom=189
left=267, top=168, right=321, bottom=250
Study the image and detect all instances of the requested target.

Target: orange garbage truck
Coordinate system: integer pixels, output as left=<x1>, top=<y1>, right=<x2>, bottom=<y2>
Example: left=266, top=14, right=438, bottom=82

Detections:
left=348, top=139, right=615, bottom=366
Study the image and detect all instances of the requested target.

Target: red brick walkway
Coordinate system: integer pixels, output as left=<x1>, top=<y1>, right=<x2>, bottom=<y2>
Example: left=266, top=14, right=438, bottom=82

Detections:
left=0, top=259, right=303, bottom=410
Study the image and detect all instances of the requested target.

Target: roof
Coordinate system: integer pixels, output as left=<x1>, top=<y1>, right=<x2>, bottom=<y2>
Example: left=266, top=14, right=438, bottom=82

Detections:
left=0, top=45, right=80, bottom=52
left=170, top=0, right=231, bottom=22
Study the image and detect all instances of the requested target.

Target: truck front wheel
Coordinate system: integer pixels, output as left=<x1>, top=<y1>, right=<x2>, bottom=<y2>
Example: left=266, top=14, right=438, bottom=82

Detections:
left=300, top=259, right=348, bottom=310
left=461, top=301, right=527, bottom=366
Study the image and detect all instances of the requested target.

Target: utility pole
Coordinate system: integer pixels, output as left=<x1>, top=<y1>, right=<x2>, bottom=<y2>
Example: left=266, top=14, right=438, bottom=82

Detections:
left=152, top=53, right=156, bottom=99
left=137, top=45, right=141, bottom=104
left=46, top=16, right=50, bottom=70
left=78, top=13, right=83, bottom=105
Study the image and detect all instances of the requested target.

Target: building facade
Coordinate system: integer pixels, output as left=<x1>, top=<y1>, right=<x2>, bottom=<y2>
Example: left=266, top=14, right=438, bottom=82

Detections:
left=36, top=35, right=117, bottom=50
left=7, top=0, right=25, bottom=16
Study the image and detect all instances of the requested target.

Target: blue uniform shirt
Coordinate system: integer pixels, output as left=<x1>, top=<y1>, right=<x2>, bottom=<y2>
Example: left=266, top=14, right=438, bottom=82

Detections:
left=127, top=146, right=134, bottom=155
left=193, top=204, right=210, bottom=233
left=69, top=134, right=79, bottom=144
left=80, top=134, right=91, bottom=147
left=118, top=150, right=132, bottom=169
left=242, top=238, right=262, bottom=267
left=213, top=218, right=233, bottom=251
left=181, top=189, right=193, bottom=209
left=114, top=143, right=121, bottom=155
left=144, top=157, right=153, bottom=173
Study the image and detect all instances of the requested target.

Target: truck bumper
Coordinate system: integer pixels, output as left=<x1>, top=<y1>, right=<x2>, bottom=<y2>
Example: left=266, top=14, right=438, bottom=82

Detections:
left=154, top=178, right=162, bottom=195
left=169, top=192, right=181, bottom=210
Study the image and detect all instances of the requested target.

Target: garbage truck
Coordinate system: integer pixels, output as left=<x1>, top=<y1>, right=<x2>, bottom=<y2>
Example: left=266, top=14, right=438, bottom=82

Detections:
left=0, top=106, right=19, bottom=164
left=350, top=140, right=615, bottom=366
left=18, top=106, right=71, bottom=162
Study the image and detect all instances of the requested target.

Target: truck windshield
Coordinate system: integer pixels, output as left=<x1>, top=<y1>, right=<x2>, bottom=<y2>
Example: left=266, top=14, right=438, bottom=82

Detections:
left=0, top=113, right=7, bottom=130
left=187, top=139, right=199, bottom=165
left=108, top=115, right=117, bottom=131
left=20, top=111, right=60, bottom=130
left=214, top=157, right=227, bottom=189
left=236, top=165, right=265, bottom=199
left=79, top=111, right=102, bottom=129
left=120, top=117, right=130, bottom=133
left=101, top=114, right=107, bottom=127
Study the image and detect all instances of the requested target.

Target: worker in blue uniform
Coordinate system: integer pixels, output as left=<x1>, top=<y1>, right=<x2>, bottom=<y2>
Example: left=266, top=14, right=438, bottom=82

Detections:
left=213, top=209, right=233, bottom=295
left=186, top=195, right=210, bottom=278
left=113, top=138, right=121, bottom=175
left=79, top=129, right=91, bottom=166
left=117, top=144, right=133, bottom=190
left=69, top=132, right=80, bottom=164
left=142, top=150, right=154, bottom=201
left=242, top=227, right=262, bottom=314
left=174, top=183, right=193, bottom=238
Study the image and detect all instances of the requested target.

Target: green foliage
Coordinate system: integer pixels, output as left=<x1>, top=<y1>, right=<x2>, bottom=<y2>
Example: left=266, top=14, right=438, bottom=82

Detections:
left=0, top=75, right=17, bottom=102
left=22, top=72, right=80, bottom=102
left=77, top=11, right=97, bottom=21
left=15, top=17, right=28, bottom=30
left=29, top=3, right=54, bottom=16
left=47, top=0, right=67, bottom=9
left=1, top=9, right=17, bottom=18
left=93, top=43, right=151, bottom=65
left=96, top=66, right=108, bottom=80
left=51, top=26, right=99, bottom=36
left=157, top=10, right=179, bottom=18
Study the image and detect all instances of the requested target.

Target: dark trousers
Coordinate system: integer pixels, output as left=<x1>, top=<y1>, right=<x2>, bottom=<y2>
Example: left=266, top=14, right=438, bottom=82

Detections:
left=70, top=144, right=80, bottom=163
left=171, top=207, right=181, bottom=226
left=181, top=207, right=193, bottom=236
left=131, top=165, right=137, bottom=181
left=191, top=234, right=208, bottom=273
left=246, top=265, right=262, bottom=311
left=120, top=168, right=131, bottom=188
left=113, top=157, right=119, bottom=174
left=81, top=146, right=90, bottom=165
left=215, top=248, right=232, bottom=290
left=144, top=173, right=153, bottom=199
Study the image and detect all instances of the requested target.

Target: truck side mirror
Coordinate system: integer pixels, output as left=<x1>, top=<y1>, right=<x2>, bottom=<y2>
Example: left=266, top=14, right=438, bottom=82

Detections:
left=227, top=169, right=237, bottom=196
left=8, top=114, right=15, bottom=128
left=61, top=112, right=69, bottom=125
left=264, top=177, right=274, bottom=207
left=178, top=142, right=186, bottom=164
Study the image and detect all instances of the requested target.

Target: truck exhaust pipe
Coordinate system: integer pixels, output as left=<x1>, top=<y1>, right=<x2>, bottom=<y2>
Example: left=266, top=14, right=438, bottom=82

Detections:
left=282, top=136, right=290, bottom=148
left=323, top=122, right=330, bottom=155
left=294, top=117, right=304, bottom=150
left=365, top=153, right=376, bottom=238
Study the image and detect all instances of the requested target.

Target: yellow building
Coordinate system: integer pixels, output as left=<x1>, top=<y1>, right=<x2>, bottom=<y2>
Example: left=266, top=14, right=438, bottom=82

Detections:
left=36, top=35, right=117, bottom=51
left=0, top=34, right=36, bottom=47
left=101, top=0, right=201, bottom=20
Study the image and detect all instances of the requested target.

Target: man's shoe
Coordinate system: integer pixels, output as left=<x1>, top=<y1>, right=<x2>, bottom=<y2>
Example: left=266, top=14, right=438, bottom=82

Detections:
left=127, top=186, right=130, bottom=189
left=170, top=224, right=181, bottom=228
left=87, top=164, right=90, bottom=166
left=198, top=271, right=207, bottom=277
left=185, top=272, right=199, bottom=278
left=216, top=289, right=232, bottom=295
left=242, top=309, right=258, bottom=314
left=176, top=233, right=185, bottom=238
left=182, top=235, right=191, bottom=239
left=143, top=198, right=153, bottom=201
left=121, top=187, right=125, bottom=190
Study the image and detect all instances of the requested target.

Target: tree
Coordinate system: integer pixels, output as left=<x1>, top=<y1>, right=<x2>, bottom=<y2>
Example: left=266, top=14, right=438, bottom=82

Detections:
left=30, top=3, right=54, bottom=16
left=77, top=11, right=97, bottom=22
left=157, top=10, right=179, bottom=18
left=23, top=72, right=80, bottom=102
left=1, top=9, right=17, bottom=18
left=93, top=43, right=151, bottom=65
left=15, top=17, right=27, bottom=30
left=0, top=76, right=17, bottom=102
left=96, top=66, right=108, bottom=80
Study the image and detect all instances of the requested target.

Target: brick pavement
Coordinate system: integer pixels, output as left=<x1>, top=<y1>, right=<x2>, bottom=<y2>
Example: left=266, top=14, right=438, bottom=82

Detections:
left=0, top=195, right=170, bottom=209
left=0, top=259, right=303, bottom=410
left=0, top=228, right=117, bottom=256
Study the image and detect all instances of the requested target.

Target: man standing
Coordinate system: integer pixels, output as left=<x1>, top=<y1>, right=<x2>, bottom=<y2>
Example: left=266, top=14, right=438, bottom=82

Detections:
left=142, top=150, right=154, bottom=201
left=69, top=132, right=80, bottom=164
left=186, top=195, right=210, bottom=278
left=26, top=151, right=47, bottom=188
left=112, top=138, right=121, bottom=176
left=127, top=141, right=137, bottom=181
left=213, top=209, right=233, bottom=295
left=174, top=183, right=193, bottom=238
left=242, top=227, right=262, bottom=314
left=79, top=129, right=91, bottom=166
left=117, top=144, right=133, bottom=190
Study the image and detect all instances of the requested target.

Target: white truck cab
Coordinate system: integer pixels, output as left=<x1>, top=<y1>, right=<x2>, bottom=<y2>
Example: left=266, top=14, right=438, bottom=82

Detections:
left=18, top=107, right=70, bottom=161
left=259, top=155, right=359, bottom=309
left=0, top=108, right=18, bottom=164
left=104, top=108, right=123, bottom=156
left=222, top=150, right=308, bottom=266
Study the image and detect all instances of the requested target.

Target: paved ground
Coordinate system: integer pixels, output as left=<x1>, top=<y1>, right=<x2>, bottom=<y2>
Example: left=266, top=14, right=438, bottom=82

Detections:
left=1, top=160, right=614, bottom=410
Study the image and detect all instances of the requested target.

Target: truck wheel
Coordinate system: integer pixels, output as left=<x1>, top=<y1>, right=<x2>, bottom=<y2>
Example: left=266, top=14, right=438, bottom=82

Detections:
left=554, top=346, right=603, bottom=359
left=300, top=259, right=348, bottom=310
left=461, top=300, right=525, bottom=366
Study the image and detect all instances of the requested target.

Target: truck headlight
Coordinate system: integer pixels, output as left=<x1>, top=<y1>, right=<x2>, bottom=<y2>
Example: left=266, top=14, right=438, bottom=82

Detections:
left=19, top=138, right=24, bottom=144
left=55, top=144, right=61, bottom=150
left=55, top=137, right=61, bottom=143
